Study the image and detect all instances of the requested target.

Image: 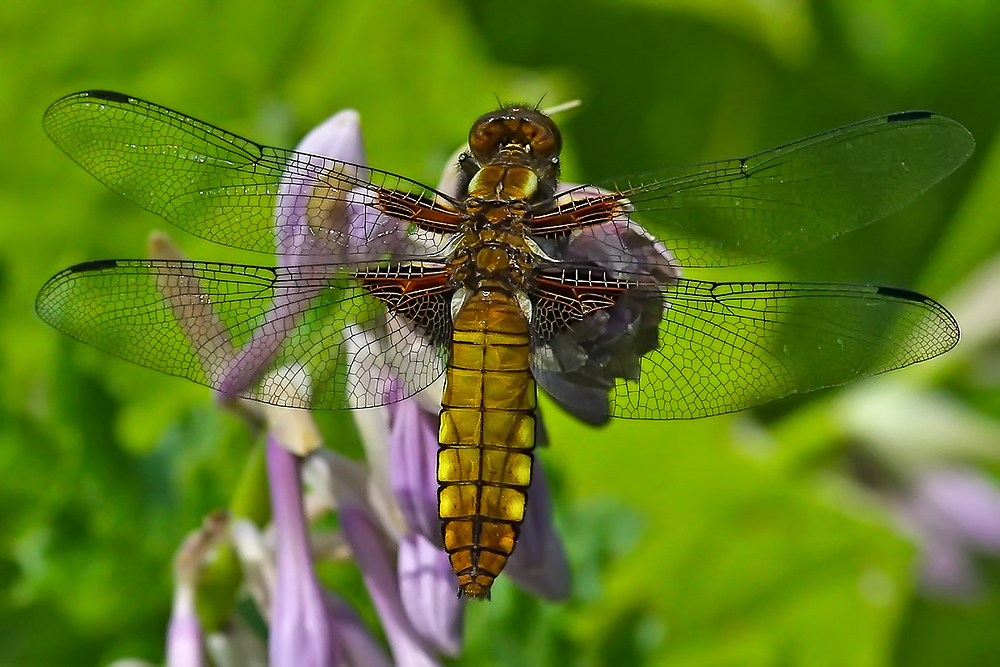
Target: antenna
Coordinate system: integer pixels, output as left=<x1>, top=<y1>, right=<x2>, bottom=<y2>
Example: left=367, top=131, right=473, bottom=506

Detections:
left=541, top=99, right=582, bottom=116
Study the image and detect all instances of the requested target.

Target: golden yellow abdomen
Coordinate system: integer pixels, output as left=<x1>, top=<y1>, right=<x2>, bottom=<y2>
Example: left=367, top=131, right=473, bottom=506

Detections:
left=438, top=288, right=535, bottom=598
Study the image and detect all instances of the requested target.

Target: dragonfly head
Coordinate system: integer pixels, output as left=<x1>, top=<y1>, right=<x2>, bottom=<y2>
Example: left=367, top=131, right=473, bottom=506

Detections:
left=468, top=106, right=562, bottom=164
left=465, top=106, right=563, bottom=202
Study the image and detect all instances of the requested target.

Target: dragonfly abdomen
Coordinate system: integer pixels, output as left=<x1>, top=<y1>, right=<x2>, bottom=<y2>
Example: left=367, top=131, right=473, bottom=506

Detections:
left=438, top=288, right=535, bottom=599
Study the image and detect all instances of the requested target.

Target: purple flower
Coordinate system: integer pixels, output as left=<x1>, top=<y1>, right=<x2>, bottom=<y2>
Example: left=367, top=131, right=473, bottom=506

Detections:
left=267, top=437, right=340, bottom=667
left=210, top=107, right=458, bottom=663
left=398, top=534, right=464, bottom=655
left=892, top=466, right=1000, bottom=597
left=840, top=384, right=1000, bottom=598
left=219, top=112, right=367, bottom=400
left=166, top=546, right=207, bottom=667
left=166, top=589, right=203, bottom=667
left=218, top=108, right=418, bottom=400
left=274, top=110, right=369, bottom=261
left=388, top=391, right=445, bottom=546
left=313, top=450, right=447, bottom=667
left=149, top=105, right=397, bottom=663
left=147, top=231, right=238, bottom=394
left=228, top=508, right=391, bottom=667
left=162, top=512, right=231, bottom=667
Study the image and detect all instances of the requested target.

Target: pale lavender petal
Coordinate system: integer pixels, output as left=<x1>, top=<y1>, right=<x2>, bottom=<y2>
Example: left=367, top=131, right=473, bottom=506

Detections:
left=340, top=506, right=442, bottom=667
left=276, top=109, right=366, bottom=261
left=398, top=534, right=464, bottom=656
left=230, top=474, right=387, bottom=667
left=267, top=437, right=339, bottom=667
left=504, top=458, right=571, bottom=600
left=915, top=468, right=1000, bottom=551
left=297, top=110, right=367, bottom=175
left=166, top=583, right=204, bottom=667
left=216, top=298, right=319, bottom=400
left=275, top=109, right=421, bottom=265
left=323, top=592, right=392, bottom=667
left=321, top=451, right=443, bottom=667
left=220, top=109, right=397, bottom=399
left=388, top=397, right=442, bottom=545
left=278, top=176, right=413, bottom=264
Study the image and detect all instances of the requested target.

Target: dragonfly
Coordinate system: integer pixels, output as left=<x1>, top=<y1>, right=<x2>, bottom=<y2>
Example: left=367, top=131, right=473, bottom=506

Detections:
left=37, top=91, right=973, bottom=598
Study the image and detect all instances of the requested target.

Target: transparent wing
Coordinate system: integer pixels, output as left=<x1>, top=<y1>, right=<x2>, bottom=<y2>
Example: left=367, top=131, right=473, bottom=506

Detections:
left=35, top=259, right=452, bottom=409
left=530, top=271, right=959, bottom=420
left=592, top=112, right=974, bottom=267
left=43, top=91, right=461, bottom=259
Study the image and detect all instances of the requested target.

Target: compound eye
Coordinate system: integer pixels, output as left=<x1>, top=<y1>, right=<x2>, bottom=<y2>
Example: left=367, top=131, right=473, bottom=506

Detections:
left=469, top=120, right=502, bottom=156
left=522, top=119, right=560, bottom=157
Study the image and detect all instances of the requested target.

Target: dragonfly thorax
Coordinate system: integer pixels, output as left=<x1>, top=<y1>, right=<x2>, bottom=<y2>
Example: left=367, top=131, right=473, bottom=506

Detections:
left=467, top=164, right=539, bottom=202
left=450, top=226, right=536, bottom=292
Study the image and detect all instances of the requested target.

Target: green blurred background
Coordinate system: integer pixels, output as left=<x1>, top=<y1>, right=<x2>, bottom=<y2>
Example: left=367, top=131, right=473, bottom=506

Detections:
left=2, top=0, right=1000, bottom=665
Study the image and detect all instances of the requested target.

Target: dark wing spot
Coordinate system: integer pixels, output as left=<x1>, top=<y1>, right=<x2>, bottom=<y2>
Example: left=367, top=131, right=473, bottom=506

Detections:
left=887, top=111, right=934, bottom=123
left=875, top=285, right=928, bottom=303
left=85, top=90, right=133, bottom=104
left=70, top=259, right=120, bottom=273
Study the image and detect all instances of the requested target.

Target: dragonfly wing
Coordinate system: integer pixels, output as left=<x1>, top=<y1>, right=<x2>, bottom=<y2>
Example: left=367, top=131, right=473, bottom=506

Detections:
left=35, top=259, right=453, bottom=409
left=530, top=270, right=959, bottom=420
left=529, top=267, right=664, bottom=425
left=43, top=91, right=461, bottom=260
left=593, top=112, right=974, bottom=267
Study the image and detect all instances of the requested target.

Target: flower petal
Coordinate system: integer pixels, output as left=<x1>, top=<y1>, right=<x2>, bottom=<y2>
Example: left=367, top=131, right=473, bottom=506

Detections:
left=319, top=450, right=443, bottom=667
left=267, top=437, right=339, bottom=667
left=398, top=533, right=464, bottom=656
left=166, top=581, right=204, bottom=667
left=504, top=458, right=571, bottom=600
left=389, top=397, right=443, bottom=545
left=298, top=110, right=367, bottom=171
left=323, top=592, right=392, bottom=667
left=277, top=109, right=367, bottom=261
left=148, top=231, right=236, bottom=386
left=218, top=108, right=400, bottom=400
left=915, top=467, right=1000, bottom=551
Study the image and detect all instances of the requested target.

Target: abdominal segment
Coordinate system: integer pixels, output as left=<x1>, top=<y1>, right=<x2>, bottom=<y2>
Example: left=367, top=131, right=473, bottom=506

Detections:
left=438, top=289, right=535, bottom=599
